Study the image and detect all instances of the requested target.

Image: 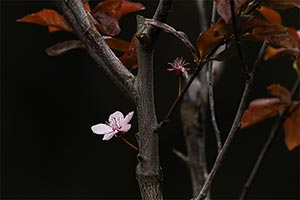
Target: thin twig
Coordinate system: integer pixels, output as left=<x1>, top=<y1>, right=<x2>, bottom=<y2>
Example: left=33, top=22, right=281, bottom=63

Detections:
left=120, top=136, right=139, bottom=151
left=208, top=63, right=222, bottom=153
left=239, top=76, right=300, bottom=200
left=195, top=41, right=268, bottom=200
left=173, top=149, right=189, bottom=163
left=230, top=0, right=249, bottom=74
left=208, top=0, right=222, bottom=153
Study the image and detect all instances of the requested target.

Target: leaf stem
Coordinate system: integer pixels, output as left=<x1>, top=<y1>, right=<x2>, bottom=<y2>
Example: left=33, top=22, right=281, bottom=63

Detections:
left=195, top=41, right=268, bottom=200
left=239, top=75, right=300, bottom=200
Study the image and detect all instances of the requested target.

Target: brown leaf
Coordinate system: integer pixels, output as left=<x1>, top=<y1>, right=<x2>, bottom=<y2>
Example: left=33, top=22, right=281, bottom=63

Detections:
left=259, top=0, right=300, bottom=9
left=197, top=19, right=233, bottom=59
left=18, top=9, right=72, bottom=32
left=241, top=98, right=288, bottom=128
left=258, top=6, right=282, bottom=24
left=91, top=0, right=144, bottom=36
left=215, top=0, right=247, bottom=24
left=263, top=46, right=288, bottom=60
left=119, top=36, right=137, bottom=69
left=263, top=28, right=300, bottom=60
left=284, top=103, right=300, bottom=150
left=239, top=15, right=299, bottom=55
left=267, top=84, right=291, bottom=103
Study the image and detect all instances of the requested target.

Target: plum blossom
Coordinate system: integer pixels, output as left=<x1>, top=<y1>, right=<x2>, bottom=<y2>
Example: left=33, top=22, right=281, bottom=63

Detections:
left=91, top=111, right=134, bottom=140
left=167, top=57, right=190, bottom=79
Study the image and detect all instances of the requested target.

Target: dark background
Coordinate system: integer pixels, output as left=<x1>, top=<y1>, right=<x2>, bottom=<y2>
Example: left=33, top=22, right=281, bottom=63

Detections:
left=1, top=0, right=299, bottom=199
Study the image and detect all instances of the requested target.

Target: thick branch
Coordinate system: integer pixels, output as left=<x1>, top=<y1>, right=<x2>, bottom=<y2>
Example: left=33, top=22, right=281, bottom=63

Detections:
left=56, top=0, right=136, bottom=100
left=134, top=1, right=173, bottom=199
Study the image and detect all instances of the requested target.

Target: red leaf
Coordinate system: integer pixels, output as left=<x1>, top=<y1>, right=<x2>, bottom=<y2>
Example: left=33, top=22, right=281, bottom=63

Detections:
left=119, top=36, right=137, bottom=69
left=215, top=0, right=247, bottom=24
left=259, top=0, right=300, bottom=9
left=258, top=6, right=282, bottom=24
left=284, top=103, right=300, bottom=150
left=120, top=0, right=145, bottom=16
left=241, top=98, right=287, bottom=128
left=18, top=9, right=72, bottom=32
left=267, top=84, right=291, bottom=103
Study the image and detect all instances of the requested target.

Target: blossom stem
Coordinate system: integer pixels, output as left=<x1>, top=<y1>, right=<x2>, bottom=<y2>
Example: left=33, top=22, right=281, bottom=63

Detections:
left=178, top=76, right=182, bottom=97
left=120, top=136, right=139, bottom=151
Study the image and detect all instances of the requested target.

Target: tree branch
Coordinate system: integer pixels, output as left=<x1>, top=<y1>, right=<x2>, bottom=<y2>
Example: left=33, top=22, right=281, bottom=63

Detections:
left=55, top=0, right=136, bottom=101
left=134, top=1, right=173, bottom=199
left=195, top=41, right=268, bottom=200
left=239, top=76, right=300, bottom=200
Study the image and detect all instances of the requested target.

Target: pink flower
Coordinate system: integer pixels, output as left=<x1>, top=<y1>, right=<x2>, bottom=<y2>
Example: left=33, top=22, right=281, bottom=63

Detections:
left=91, top=111, right=134, bottom=140
left=167, top=57, right=190, bottom=79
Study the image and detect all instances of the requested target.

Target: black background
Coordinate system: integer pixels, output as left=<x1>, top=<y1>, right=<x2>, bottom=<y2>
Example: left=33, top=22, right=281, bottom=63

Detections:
left=1, top=0, right=299, bottom=199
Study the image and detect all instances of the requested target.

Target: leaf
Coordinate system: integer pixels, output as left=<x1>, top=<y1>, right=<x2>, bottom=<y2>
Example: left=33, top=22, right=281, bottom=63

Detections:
left=258, top=0, right=300, bottom=9
left=119, top=36, right=137, bottom=69
left=241, top=98, right=288, bottom=128
left=258, top=6, right=282, bottom=24
left=263, top=28, right=300, bottom=60
left=284, top=103, right=300, bottom=150
left=267, top=84, right=291, bottom=103
left=18, top=9, right=72, bottom=32
left=215, top=0, right=247, bottom=24
left=91, top=0, right=145, bottom=36
left=239, top=15, right=299, bottom=54
left=120, top=0, right=145, bottom=16
left=197, top=19, right=233, bottom=59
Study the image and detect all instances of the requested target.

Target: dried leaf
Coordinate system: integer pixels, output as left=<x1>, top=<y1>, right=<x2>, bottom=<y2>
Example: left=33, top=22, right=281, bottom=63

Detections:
left=258, top=6, right=282, bottom=24
left=267, top=84, right=291, bottom=103
left=119, top=36, right=137, bottom=69
left=18, top=9, right=72, bottom=32
left=215, top=0, right=247, bottom=24
left=259, top=0, right=300, bottom=9
left=241, top=98, right=287, bottom=128
left=284, top=103, right=300, bottom=150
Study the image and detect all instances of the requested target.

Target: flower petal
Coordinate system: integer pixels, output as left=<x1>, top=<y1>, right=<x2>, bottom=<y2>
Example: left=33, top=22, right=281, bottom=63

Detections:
left=102, top=132, right=116, bottom=140
left=119, top=124, right=132, bottom=133
left=91, top=123, right=113, bottom=135
left=123, top=111, right=134, bottom=124
left=109, top=111, right=124, bottom=123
